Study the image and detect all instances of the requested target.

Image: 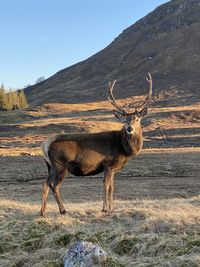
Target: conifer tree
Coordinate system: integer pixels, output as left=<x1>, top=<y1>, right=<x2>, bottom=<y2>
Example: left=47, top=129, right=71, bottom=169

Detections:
left=11, top=90, right=20, bottom=109
left=0, top=87, right=4, bottom=109
left=18, top=90, right=28, bottom=108
left=7, top=91, right=14, bottom=110
left=0, top=84, right=8, bottom=110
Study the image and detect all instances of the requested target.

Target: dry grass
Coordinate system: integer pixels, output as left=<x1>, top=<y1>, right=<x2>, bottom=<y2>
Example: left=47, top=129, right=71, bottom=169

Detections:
left=0, top=99, right=200, bottom=266
left=1, top=197, right=200, bottom=266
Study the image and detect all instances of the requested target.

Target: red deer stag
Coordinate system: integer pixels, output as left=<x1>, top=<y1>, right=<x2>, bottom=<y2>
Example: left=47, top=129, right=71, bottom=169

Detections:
left=40, top=74, right=152, bottom=216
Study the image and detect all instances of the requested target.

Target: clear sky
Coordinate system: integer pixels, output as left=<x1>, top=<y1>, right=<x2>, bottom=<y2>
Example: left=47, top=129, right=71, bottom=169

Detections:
left=0, top=0, right=168, bottom=89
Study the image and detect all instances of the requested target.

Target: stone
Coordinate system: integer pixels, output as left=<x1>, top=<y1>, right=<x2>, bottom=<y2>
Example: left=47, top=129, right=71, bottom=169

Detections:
left=64, top=241, right=107, bottom=267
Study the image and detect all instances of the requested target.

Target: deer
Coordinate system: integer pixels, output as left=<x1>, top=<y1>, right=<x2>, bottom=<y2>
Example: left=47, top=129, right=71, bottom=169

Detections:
left=40, top=73, right=152, bottom=217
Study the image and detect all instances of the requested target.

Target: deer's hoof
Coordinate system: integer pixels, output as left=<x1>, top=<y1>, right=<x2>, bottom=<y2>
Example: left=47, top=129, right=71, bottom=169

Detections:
left=40, top=211, right=47, bottom=218
left=60, top=209, right=66, bottom=215
left=102, top=208, right=108, bottom=213
left=102, top=208, right=113, bottom=213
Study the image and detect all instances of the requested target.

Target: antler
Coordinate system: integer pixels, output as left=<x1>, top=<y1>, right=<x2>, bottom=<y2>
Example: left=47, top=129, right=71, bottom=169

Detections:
left=108, top=73, right=152, bottom=114
left=136, top=73, right=152, bottom=111
left=108, top=80, right=126, bottom=115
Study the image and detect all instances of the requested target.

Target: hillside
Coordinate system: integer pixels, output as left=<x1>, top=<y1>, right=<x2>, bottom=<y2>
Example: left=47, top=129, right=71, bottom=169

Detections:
left=25, top=0, right=200, bottom=106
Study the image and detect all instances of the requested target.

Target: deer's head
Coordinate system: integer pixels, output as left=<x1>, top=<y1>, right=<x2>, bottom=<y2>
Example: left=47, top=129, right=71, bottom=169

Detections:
left=108, top=73, right=152, bottom=136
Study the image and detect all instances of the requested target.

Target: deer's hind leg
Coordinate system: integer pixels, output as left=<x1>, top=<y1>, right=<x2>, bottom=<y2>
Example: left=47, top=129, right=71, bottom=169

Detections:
left=40, top=161, right=54, bottom=217
left=50, top=168, right=68, bottom=215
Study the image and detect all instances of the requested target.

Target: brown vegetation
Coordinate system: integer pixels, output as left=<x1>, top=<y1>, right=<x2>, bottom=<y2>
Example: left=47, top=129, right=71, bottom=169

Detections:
left=0, top=93, right=200, bottom=265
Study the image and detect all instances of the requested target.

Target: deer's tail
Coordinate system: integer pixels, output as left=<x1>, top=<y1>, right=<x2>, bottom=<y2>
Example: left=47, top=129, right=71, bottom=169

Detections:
left=40, top=137, right=56, bottom=167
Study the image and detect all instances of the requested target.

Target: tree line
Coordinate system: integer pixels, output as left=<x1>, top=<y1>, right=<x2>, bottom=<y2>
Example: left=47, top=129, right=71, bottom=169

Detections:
left=0, top=83, right=28, bottom=110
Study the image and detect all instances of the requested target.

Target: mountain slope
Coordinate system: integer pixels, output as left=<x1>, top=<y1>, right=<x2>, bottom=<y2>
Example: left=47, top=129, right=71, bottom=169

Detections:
left=25, top=0, right=200, bottom=106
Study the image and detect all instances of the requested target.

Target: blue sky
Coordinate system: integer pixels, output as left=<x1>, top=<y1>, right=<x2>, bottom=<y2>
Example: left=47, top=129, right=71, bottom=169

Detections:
left=0, top=0, right=168, bottom=89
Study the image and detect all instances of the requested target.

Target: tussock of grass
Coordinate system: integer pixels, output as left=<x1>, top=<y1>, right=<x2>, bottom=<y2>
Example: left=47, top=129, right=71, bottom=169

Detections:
left=1, top=196, right=200, bottom=266
left=54, top=233, right=74, bottom=247
left=114, top=236, right=140, bottom=255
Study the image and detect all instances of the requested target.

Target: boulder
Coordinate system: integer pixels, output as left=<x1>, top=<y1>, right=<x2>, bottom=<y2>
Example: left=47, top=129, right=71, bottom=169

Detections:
left=64, top=241, right=107, bottom=267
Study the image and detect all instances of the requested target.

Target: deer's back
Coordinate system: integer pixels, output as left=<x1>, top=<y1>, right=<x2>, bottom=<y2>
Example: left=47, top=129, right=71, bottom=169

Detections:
left=48, top=131, right=125, bottom=176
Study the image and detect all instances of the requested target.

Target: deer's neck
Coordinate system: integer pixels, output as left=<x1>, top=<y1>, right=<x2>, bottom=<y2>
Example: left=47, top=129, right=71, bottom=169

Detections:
left=121, top=127, right=143, bottom=155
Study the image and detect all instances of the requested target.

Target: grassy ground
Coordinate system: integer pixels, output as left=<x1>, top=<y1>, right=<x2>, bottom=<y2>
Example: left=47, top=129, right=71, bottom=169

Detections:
left=1, top=195, right=200, bottom=266
left=0, top=151, right=200, bottom=267
left=0, top=100, right=200, bottom=266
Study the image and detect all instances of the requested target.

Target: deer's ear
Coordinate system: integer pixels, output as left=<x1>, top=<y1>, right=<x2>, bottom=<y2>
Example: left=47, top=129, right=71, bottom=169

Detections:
left=138, top=107, right=148, bottom=118
left=113, top=110, right=126, bottom=122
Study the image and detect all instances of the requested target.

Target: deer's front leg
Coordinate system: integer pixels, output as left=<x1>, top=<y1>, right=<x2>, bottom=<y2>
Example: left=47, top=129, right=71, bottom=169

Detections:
left=109, top=174, right=114, bottom=211
left=102, top=169, right=114, bottom=212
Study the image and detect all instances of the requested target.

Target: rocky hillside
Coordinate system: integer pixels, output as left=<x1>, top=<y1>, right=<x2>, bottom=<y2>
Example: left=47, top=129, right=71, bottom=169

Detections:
left=25, top=0, right=200, bottom=106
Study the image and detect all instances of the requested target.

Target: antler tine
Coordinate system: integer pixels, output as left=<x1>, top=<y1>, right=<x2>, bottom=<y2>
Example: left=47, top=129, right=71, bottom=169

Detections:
left=108, top=80, right=126, bottom=115
left=136, top=72, right=153, bottom=111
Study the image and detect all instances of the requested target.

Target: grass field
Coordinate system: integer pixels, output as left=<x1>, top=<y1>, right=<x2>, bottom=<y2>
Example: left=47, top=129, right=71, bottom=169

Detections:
left=0, top=100, right=200, bottom=266
left=1, top=172, right=200, bottom=266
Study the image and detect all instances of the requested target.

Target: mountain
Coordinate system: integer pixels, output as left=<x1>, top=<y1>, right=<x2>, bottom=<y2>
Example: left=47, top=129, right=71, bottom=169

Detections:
left=25, top=0, right=200, bottom=106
